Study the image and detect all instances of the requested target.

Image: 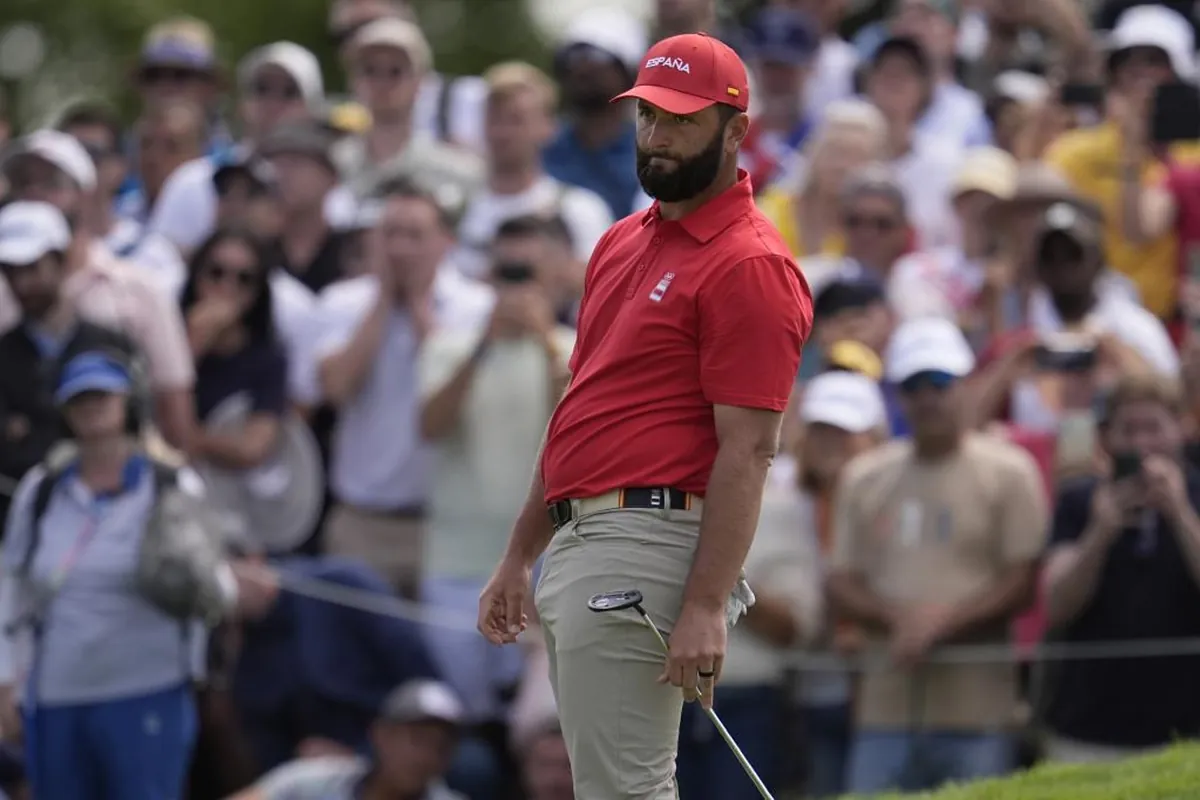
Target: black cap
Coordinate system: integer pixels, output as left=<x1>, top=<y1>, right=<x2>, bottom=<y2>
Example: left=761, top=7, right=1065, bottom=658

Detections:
left=870, top=35, right=931, bottom=77
left=379, top=680, right=464, bottom=726
left=213, top=154, right=279, bottom=196
left=256, top=122, right=338, bottom=174
left=813, top=275, right=886, bottom=321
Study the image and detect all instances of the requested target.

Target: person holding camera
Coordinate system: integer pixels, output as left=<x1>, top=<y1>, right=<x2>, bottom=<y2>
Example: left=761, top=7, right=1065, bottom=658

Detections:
left=1042, top=373, right=1200, bottom=763
left=417, top=214, right=574, bottom=795
left=969, top=200, right=1177, bottom=447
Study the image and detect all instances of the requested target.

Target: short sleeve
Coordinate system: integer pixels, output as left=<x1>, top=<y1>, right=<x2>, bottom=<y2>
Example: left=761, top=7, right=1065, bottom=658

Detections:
left=698, top=256, right=812, bottom=411
left=1, top=466, right=47, bottom=572
left=146, top=159, right=217, bottom=253
left=249, top=346, right=289, bottom=415
left=561, top=188, right=615, bottom=263
left=1048, top=478, right=1097, bottom=550
left=997, top=449, right=1051, bottom=563
left=829, top=462, right=867, bottom=572
left=125, top=275, right=195, bottom=391
left=313, top=289, right=375, bottom=365
left=418, top=331, right=478, bottom=400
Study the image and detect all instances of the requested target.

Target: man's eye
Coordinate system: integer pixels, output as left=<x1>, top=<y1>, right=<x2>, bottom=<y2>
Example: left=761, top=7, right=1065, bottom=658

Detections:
left=674, top=115, right=693, bottom=125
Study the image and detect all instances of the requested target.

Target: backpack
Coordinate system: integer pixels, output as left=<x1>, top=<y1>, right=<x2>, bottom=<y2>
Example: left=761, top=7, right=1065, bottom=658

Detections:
left=22, top=453, right=228, bottom=626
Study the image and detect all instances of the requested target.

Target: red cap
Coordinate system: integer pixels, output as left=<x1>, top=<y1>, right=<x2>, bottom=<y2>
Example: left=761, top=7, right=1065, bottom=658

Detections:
left=612, top=33, right=750, bottom=116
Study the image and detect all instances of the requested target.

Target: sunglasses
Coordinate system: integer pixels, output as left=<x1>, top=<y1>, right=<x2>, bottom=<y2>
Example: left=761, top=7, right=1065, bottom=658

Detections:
left=250, top=81, right=302, bottom=101
left=899, top=370, right=956, bottom=394
left=202, top=263, right=259, bottom=288
left=141, top=66, right=204, bottom=84
left=82, top=142, right=119, bottom=163
left=844, top=214, right=900, bottom=232
left=356, top=63, right=409, bottom=81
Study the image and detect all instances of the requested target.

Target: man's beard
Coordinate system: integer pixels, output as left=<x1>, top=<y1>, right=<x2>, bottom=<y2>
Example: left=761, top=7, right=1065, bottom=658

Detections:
left=636, top=126, right=725, bottom=203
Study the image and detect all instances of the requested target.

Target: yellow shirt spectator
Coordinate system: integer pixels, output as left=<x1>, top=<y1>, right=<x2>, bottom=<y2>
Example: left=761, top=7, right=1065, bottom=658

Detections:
left=759, top=186, right=846, bottom=259
left=1045, top=123, right=1200, bottom=319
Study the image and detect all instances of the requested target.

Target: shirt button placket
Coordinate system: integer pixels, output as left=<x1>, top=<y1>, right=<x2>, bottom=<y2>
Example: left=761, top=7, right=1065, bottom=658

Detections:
left=626, top=234, right=664, bottom=299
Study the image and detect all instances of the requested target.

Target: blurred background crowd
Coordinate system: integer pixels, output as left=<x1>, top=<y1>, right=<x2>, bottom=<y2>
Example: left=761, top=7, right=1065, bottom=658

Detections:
left=2, top=0, right=1200, bottom=798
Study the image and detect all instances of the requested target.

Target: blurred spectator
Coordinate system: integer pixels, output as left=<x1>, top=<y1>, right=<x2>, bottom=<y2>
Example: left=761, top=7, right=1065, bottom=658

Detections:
left=336, top=18, right=483, bottom=206
left=890, top=0, right=993, bottom=149
left=544, top=9, right=646, bottom=219
left=791, top=0, right=858, bottom=119
left=209, top=157, right=316, bottom=407
left=970, top=202, right=1177, bottom=437
left=230, top=679, right=465, bottom=799
left=418, top=211, right=572, bottom=753
left=54, top=101, right=186, bottom=295
left=455, top=61, right=612, bottom=281
left=859, top=36, right=962, bottom=249
left=0, top=131, right=196, bottom=451
left=985, top=71, right=1051, bottom=156
left=760, top=100, right=888, bottom=259
left=679, top=374, right=852, bottom=798
left=790, top=370, right=890, bottom=798
left=888, top=147, right=1018, bottom=341
left=809, top=278, right=902, bottom=433
left=327, top=0, right=488, bottom=152
left=230, top=555, right=439, bottom=769
left=0, top=349, right=213, bottom=799
left=0, top=202, right=139, bottom=525
left=181, top=228, right=287, bottom=476
left=315, top=181, right=491, bottom=598
left=1045, top=4, right=1197, bottom=320
left=520, top=721, right=573, bottom=800
left=1043, top=374, right=1200, bottom=762
left=828, top=318, right=1047, bottom=793
left=147, top=42, right=350, bottom=257
left=259, top=123, right=348, bottom=295
left=805, top=165, right=912, bottom=291
left=119, top=99, right=207, bottom=224
left=132, top=17, right=226, bottom=143
left=740, top=7, right=820, bottom=192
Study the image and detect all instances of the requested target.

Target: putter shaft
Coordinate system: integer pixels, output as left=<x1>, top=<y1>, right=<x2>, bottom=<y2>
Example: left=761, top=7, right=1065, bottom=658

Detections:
left=632, top=606, right=775, bottom=800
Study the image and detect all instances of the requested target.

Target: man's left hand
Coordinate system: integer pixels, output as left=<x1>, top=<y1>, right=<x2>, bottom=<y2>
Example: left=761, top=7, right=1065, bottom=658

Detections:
left=890, top=604, right=956, bottom=667
left=660, top=602, right=727, bottom=709
left=1144, top=455, right=1190, bottom=522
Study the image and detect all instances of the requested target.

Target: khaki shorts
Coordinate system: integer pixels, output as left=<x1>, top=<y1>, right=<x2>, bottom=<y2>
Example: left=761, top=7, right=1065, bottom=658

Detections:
left=535, top=505, right=702, bottom=800
left=322, top=504, right=425, bottom=598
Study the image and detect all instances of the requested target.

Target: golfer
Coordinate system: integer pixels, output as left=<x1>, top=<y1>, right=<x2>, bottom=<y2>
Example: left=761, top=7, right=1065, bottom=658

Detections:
left=478, top=33, right=812, bottom=799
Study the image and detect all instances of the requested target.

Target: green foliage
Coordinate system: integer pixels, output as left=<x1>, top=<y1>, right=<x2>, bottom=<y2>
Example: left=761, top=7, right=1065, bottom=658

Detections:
left=836, top=743, right=1200, bottom=800
left=0, top=0, right=547, bottom=128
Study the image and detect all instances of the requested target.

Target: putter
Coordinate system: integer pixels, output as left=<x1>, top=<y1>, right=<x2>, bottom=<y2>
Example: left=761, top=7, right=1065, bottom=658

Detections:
left=587, top=589, right=776, bottom=800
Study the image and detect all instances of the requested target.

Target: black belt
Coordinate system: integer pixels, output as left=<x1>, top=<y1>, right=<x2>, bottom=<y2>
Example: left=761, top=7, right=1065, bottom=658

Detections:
left=548, top=487, right=692, bottom=529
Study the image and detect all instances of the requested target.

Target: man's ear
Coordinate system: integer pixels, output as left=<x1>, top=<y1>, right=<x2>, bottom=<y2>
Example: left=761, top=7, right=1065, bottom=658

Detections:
left=727, top=112, right=750, bottom=151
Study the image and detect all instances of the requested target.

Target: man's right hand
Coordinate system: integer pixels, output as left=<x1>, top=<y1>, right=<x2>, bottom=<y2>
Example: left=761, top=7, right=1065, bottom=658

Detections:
left=478, top=557, right=532, bottom=645
left=0, top=685, right=20, bottom=743
left=1089, top=478, right=1138, bottom=544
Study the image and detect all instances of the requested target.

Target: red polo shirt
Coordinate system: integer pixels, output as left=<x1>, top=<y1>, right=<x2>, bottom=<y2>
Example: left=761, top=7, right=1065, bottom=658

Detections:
left=541, top=171, right=812, bottom=504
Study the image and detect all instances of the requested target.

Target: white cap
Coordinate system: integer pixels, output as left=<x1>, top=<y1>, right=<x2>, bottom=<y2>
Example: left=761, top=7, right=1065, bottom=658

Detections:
left=1107, top=5, right=1196, bottom=81
left=559, top=8, right=648, bottom=75
left=239, top=42, right=325, bottom=110
left=2, top=129, right=97, bottom=191
left=0, top=201, right=72, bottom=265
left=993, top=70, right=1050, bottom=105
left=885, top=317, right=976, bottom=383
left=347, top=18, right=433, bottom=74
left=801, top=372, right=887, bottom=433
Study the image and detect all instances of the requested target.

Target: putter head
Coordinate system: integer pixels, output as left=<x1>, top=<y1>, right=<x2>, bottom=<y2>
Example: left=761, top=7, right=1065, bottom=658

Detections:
left=587, top=589, right=644, bottom=613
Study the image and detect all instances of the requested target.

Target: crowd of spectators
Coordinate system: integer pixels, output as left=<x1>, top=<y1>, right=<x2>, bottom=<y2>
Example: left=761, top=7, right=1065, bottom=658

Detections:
left=2, top=0, right=1200, bottom=798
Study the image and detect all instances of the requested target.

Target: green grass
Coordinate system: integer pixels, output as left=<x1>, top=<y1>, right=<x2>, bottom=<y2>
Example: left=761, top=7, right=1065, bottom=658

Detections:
left=825, top=743, right=1200, bottom=799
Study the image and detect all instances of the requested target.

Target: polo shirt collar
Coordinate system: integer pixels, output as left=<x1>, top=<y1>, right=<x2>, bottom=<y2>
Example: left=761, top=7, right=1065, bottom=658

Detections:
left=640, top=169, right=754, bottom=244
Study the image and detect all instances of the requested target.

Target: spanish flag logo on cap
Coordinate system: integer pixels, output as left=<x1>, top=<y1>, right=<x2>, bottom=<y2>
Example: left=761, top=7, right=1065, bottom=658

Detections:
left=726, top=86, right=740, bottom=98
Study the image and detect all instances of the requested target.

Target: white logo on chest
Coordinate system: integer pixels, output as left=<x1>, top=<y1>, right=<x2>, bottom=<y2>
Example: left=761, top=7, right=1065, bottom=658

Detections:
left=649, top=272, right=676, bottom=302
left=645, top=56, right=691, bottom=73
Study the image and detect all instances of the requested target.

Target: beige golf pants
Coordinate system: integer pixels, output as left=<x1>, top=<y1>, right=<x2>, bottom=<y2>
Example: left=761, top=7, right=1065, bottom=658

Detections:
left=535, top=505, right=702, bottom=800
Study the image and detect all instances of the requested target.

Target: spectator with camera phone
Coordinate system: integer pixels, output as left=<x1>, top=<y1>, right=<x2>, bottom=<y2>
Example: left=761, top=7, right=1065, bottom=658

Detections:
left=1042, top=373, right=1200, bottom=763
left=417, top=214, right=573, bottom=792
left=969, top=200, right=1176, bottom=462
